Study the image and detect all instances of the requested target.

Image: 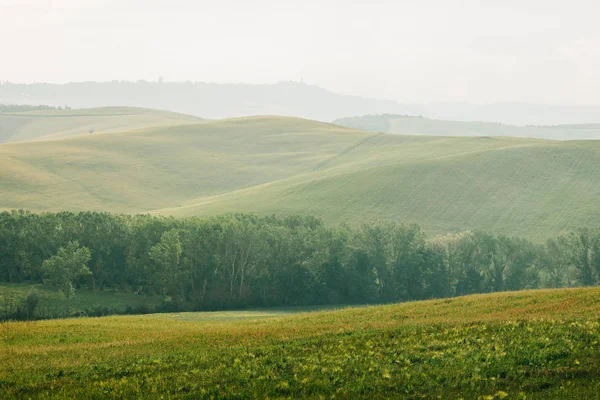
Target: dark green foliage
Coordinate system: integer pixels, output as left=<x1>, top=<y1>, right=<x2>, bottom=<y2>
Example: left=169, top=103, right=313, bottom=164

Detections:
left=2, top=288, right=41, bottom=320
left=22, top=288, right=40, bottom=319
left=0, top=210, right=597, bottom=318
left=41, top=241, right=92, bottom=315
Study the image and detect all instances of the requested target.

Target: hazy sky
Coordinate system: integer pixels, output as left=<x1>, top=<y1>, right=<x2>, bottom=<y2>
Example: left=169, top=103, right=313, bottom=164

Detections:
left=1, top=0, right=599, bottom=105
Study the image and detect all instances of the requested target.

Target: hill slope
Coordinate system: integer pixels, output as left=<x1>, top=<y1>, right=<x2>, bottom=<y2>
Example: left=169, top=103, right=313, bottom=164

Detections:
left=334, top=114, right=600, bottom=140
left=0, top=117, right=370, bottom=212
left=156, top=129, right=600, bottom=239
left=0, top=106, right=203, bottom=143
left=2, top=288, right=600, bottom=398
left=1, top=116, right=600, bottom=239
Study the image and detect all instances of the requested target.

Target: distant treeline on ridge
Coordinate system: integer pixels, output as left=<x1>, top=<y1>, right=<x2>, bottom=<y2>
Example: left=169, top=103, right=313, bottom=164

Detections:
left=0, top=104, right=59, bottom=113
left=1, top=210, right=598, bottom=315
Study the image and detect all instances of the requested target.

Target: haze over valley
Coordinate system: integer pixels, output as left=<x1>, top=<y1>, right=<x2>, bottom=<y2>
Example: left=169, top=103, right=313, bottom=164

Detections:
left=2, top=80, right=600, bottom=126
left=2, top=1, right=600, bottom=398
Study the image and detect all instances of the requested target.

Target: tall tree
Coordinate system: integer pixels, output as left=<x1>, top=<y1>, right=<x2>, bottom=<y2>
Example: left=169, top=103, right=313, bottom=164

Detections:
left=41, top=241, right=92, bottom=315
left=565, top=229, right=599, bottom=286
left=149, top=229, right=185, bottom=301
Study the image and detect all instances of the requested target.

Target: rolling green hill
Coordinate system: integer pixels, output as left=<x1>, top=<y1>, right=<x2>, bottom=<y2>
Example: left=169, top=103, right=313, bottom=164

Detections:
left=334, top=114, right=600, bottom=140
left=0, top=106, right=203, bottom=143
left=0, top=117, right=370, bottom=212
left=2, top=288, right=600, bottom=398
left=1, top=116, right=600, bottom=239
left=155, top=127, right=600, bottom=239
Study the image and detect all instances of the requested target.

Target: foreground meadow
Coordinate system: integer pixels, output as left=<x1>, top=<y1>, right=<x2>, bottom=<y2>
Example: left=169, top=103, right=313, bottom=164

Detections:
left=1, top=288, right=600, bottom=399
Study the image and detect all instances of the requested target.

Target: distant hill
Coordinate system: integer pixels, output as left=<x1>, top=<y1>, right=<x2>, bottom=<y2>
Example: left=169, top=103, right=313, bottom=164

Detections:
left=2, top=81, right=600, bottom=125
left=0, top=81, right=401, bottom=122
left=1, top=116, right=599, bottom=240
left=334, top=114, right=600, bottom=140
left=0, top=106, right=203, bottom=143
left=415, top=102, right=600, bottom=126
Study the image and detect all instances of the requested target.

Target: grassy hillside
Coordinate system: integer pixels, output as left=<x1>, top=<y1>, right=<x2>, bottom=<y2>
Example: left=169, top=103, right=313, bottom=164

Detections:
left=0, top=106, right=203, bottom=143
left=158, top=132, right=600, bottom=239
left=335, top=114, right=600, bottom=140
left=1, top=116, right=600, bottom=239
left=2, top=288, right=600, bottom=398
left=0, top=117, right=369, bottom=213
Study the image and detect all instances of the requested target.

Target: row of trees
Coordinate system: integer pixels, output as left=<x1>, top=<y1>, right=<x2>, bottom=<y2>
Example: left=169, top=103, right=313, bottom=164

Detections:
left=1, top=210, right=599, bottom=311
left=0, top=104, right=59, bottom=113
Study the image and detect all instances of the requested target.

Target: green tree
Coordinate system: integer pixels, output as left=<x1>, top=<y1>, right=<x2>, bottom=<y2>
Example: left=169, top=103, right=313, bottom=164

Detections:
left=357, top=223, right=394, bottom=301
left=221, top=219, right=264, bottom=299
left=180, top=220, right=222, bottom=302
left=41, top=241, right=92, bottom=315
left=149, top=229, right=185, bottom=301
left=565, top=229, right=600, bottom=286
left=389, top=223, right=425, bottom=300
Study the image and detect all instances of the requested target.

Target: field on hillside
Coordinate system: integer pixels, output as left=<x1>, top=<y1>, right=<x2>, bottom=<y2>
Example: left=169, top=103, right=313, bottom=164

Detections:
left=0, top=106, right=203, bottom=143
left=335, top=114, right=600, bottom=140
left=159, top=131, right=600, bottom=240
left=0, top=117, right=371, bottom=213
left=1, top=288, right=599, bottom=398
left=1, top=116, right=600, bottom=239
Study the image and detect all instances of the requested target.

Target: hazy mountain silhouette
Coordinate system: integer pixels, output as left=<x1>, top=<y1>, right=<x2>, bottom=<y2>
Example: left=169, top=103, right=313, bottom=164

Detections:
left=0, top=81, right=401, bottom=122
left=1, top=81, right=599, bottom=125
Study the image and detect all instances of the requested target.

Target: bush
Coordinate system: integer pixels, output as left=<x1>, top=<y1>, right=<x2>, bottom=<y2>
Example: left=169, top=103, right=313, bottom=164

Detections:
left=125, top=304, right=151, bottom=315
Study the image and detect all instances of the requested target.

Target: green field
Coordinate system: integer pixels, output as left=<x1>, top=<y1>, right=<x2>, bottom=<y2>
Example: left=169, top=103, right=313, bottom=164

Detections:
left=335, top=114, right=600, bottom=140
left=2, top=288, right=599, bottom=398
left=0, top=106, right=203, bottom=143
left=0, top=117, right=369, bottom=213
left=1, top=116, right=600, bottom=239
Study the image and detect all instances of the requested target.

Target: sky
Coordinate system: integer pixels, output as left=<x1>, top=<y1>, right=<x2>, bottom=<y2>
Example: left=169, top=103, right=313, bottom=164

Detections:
left=1, top=0, right=599, bottom=105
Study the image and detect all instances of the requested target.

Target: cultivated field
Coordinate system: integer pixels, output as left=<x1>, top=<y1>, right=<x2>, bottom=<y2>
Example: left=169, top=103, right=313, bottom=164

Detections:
left=1, top=116, right=600, bottom=239
left=1, top=288, right=599, bottom=398
left=0, top=106, right=203, bottom=143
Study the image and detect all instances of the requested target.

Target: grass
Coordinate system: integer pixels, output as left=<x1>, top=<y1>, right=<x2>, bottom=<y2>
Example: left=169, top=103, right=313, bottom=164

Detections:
left=0, top=117, right=371, bottom=213
left=0, top=106, right=203, bottom=143
left=0, top=283, right=161, bottom=318
left=1, top=116, right=600, bottom=239
left=1, top=287, right=600, bottom=398
left=335, top=114, right=600, bottom=140
left=158, top=130, right=600, bottom=240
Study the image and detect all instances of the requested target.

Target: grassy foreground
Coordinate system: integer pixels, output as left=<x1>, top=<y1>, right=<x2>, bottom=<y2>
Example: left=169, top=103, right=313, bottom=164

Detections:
left=1, top=288, right=600, bottom=399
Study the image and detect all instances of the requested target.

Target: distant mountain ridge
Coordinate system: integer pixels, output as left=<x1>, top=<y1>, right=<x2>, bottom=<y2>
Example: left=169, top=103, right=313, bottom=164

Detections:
left=2, top=81, right=599, bottom=125
left=0, top=81, right=400, bottom=122
left=334, top=114, right=600, bottom=140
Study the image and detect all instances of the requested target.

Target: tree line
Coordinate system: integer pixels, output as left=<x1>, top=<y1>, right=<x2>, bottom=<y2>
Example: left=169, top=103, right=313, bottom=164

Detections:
left=0, top=104, right=59, bottom=113
left=1, top=210, right=599, bottom=316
